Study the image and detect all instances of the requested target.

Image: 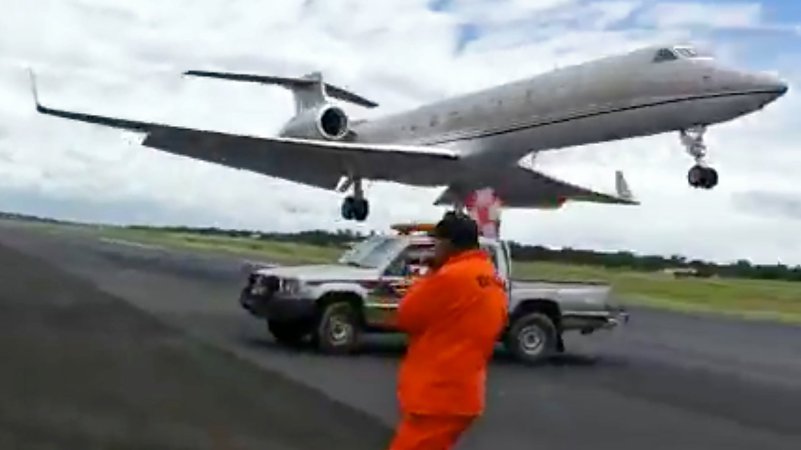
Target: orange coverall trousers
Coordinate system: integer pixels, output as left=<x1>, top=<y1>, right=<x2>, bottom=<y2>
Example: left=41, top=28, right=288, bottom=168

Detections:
left=386, top=249, right=508, bottom=450
left=387, top=414, right=476, bottom=450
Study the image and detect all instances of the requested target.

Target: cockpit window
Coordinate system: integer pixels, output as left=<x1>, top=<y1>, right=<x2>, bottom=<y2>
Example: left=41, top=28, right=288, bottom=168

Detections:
left=675, top=47, right=698, bottom=58
left=653, top=48, right=678, bottom=63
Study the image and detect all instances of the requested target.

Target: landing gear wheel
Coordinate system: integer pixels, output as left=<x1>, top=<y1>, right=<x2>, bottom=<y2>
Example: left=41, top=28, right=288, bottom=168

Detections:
left=680, top=126, right=719, bottom=189
left=352, top=199, right=369, bottom=222
left=504, top=312, right=558, bottom=365
left=267, top=320, right=308, bottom=347
left=705, top=167, right=719, bottom=188
left=340, top=196, right=369, bottom=221
left=313, top=301, right=361, bottom=354
left=341, top=197, right=356, bottom=220
left=688, top=165, right=719, bottom=189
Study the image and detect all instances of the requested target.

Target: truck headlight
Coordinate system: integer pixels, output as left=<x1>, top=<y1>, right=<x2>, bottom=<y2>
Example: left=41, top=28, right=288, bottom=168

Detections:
left=250, top=277, right=267, bottom=295
left=281, top=278, right=303, bottom=294
left=249, top=275, right=279, bottom=296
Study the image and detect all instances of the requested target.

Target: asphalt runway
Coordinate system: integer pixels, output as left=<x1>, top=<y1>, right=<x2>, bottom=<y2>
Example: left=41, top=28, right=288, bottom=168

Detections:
left=2, top=220, right=800, bottom=450
left=0, top=222, right=392, bottom=450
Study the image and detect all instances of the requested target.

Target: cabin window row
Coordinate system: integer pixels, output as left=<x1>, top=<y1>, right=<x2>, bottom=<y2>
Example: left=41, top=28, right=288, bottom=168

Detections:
left=400, top=89, right=535, bottom=132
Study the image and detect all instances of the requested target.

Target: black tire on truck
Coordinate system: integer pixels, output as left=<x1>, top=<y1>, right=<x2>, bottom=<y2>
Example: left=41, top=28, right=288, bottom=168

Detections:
left=312, top=300, right=361, bottom=354
left=504, top=312, right=559, bottom=365
left=267, top=320, right=307, bottom=347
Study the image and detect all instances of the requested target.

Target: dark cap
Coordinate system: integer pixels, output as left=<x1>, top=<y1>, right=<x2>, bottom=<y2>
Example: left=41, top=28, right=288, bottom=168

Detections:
left=430, top=211, right=479, bottom=249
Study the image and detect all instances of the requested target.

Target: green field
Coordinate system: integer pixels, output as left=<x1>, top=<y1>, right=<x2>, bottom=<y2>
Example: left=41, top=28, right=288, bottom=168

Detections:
left=15, top=219, right=801, bottom=324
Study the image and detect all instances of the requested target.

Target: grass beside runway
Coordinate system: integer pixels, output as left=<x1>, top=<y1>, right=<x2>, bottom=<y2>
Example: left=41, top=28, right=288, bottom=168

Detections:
left=102, top=227, right=342, bottom=264
left=520, top=262, right=801, bottom=323
left=12, top=219, right=801, bottom=324
left=109, top=227, right=801, bottom=323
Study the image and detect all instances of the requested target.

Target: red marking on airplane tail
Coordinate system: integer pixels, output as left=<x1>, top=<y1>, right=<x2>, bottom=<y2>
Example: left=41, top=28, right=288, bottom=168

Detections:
left=465, top=188, right=502, bottom=239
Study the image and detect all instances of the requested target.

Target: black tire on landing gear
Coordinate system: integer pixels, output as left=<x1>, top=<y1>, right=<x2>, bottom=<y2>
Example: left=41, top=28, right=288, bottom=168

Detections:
left=352, top=199, right=369, bottom=222
left=267, top=320, right=308, bottom=346
left=688, top=165, right=704, bottom=187
left=704, top=167, right=719, bottom=189
left=688, top=165, right=719, bottom=189
left=341, top=196, right=355, bottom=220
left=313, top=301, right=361, bottom=354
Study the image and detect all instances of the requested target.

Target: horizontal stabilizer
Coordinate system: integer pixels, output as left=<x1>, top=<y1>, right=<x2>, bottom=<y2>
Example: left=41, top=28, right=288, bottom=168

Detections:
left=434, top=165, right=639, bottom=209
left=184, top=69, right=379, bottom=109
left=615, top=170, right=634, bottom=201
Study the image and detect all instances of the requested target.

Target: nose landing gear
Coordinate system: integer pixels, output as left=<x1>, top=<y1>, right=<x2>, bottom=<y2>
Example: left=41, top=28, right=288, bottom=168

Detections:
left=687, top=165, right=718, bottom=190
left=680, top=126, right=718, bottom=190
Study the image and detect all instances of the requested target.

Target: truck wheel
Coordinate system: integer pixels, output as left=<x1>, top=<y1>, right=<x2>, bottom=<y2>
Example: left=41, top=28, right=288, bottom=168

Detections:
left=313, top=301, right=361, bottom=354
left=267, top=320, right=307, bottom=347
left=505, top=312, right=558, bottom=365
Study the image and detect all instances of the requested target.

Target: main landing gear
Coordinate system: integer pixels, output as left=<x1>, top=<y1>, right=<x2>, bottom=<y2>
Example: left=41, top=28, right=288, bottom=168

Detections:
left=339, top=177, right=369, bottom=222
left=680, top=126, right=718, bottom=190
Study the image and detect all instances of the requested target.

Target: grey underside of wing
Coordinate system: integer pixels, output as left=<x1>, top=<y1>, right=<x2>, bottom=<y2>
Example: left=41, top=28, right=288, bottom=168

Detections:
left=142, top=128, right=456, bottom=191
left=435, top=165, right=633, bottom=207
left=142, top=128, right=342, bottom=189
left=32, top=86, right=457, bottom=192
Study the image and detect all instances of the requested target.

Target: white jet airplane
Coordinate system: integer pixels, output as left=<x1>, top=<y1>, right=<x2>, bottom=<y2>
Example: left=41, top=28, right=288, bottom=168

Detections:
left=30, top=43, right=787, bottom=222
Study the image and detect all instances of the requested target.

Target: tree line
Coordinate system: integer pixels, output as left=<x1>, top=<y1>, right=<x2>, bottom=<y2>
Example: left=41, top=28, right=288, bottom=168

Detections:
left=130, top=224, right=801, bottom=283
left=2, top=211, right=798, bottom=283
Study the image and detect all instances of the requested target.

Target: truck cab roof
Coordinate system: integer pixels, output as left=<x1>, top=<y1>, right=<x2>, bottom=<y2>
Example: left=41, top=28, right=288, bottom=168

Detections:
left=388, top=222, right=503, bottom=245
left=337, top=224, right=510, bottom=280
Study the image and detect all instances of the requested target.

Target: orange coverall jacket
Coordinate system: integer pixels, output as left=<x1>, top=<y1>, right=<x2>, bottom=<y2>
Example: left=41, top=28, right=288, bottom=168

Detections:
left=394, top=249, right=509, bottom=416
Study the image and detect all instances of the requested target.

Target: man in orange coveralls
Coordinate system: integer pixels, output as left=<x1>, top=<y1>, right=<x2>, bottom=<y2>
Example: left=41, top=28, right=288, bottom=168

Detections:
left=387, top=212, right=509, bottom=450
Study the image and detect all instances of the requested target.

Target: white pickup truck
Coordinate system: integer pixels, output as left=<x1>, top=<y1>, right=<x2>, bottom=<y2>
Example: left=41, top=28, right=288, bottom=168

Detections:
left=239, top=224, right=628, bottom=364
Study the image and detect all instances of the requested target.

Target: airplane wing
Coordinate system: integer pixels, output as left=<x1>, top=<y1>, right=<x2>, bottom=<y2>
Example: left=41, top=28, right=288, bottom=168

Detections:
left=434, top=164, right=638, bottom=208
left=29, top=72, right=457, bottom=191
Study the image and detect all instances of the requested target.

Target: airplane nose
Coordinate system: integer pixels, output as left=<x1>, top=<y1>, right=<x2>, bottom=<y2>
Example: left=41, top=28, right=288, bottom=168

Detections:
left=712, top=67, right=789, bottom=98
left=753, top=72, right=788, bottom=96
left=775, top=78, right=789, bottom=96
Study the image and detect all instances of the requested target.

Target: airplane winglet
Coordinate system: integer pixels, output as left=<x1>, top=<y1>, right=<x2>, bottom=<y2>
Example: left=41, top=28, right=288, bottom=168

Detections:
left=26, top=70, right=154, bottom=132
left=615, top=170, right=637, bottom=203
left=28, top=68, right=42, bottom=111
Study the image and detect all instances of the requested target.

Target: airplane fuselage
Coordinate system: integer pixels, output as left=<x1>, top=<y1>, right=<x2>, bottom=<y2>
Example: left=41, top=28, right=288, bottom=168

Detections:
left=30, top=42, right=788, bottom=223
left=351, top=44, right=787, bottom=187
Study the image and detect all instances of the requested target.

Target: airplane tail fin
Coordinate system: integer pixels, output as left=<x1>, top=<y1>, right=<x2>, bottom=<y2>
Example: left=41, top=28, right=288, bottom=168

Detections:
left=183, top=70, right=378, bottom=114
left=464, top=188, right=503, bottom=239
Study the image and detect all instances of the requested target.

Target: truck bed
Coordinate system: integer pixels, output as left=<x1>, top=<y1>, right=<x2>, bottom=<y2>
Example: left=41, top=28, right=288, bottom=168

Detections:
left=512, top=278, right=610, bottom=288
left=510, top=279, right=614, bottom=306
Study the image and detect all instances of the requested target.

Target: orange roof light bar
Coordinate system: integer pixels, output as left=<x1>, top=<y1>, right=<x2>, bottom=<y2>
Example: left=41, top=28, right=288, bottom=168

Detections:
left=391, top=223, right=437, bottom=235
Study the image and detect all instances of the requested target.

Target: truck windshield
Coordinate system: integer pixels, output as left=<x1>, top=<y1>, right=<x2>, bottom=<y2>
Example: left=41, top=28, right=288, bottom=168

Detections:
left=338, top=236, right=406, bottom=269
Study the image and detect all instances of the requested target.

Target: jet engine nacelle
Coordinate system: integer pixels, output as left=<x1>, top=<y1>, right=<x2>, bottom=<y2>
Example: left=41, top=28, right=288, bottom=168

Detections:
left=278, top=104, right=350, bottom=141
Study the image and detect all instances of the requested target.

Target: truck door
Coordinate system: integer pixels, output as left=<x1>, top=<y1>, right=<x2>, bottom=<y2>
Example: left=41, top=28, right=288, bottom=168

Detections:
left=364, top=244, right=433, bottom=329
left=481, top=242, right=510, bottom=293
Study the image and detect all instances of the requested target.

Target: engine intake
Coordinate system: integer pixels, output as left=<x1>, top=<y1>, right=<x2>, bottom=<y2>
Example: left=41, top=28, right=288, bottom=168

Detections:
left=278, top=104, right=350, bottom=140
left=319, top=107, right=348, bottom=138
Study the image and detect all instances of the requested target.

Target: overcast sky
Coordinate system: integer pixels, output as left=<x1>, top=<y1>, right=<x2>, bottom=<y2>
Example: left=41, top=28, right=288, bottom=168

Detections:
left=1, top=0, right=800, bottom=265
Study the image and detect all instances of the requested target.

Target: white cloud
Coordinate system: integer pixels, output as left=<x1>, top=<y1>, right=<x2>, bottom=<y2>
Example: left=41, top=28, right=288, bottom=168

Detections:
left=636, top=1, right=764, bottom=29
left=437, top=0, right=579, bottom=25
left=0, top=0, right=800, bottom=265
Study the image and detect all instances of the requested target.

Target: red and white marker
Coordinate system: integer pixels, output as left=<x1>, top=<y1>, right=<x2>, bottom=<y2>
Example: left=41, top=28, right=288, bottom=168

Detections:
left=465, top=188, right=503, bottom=239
